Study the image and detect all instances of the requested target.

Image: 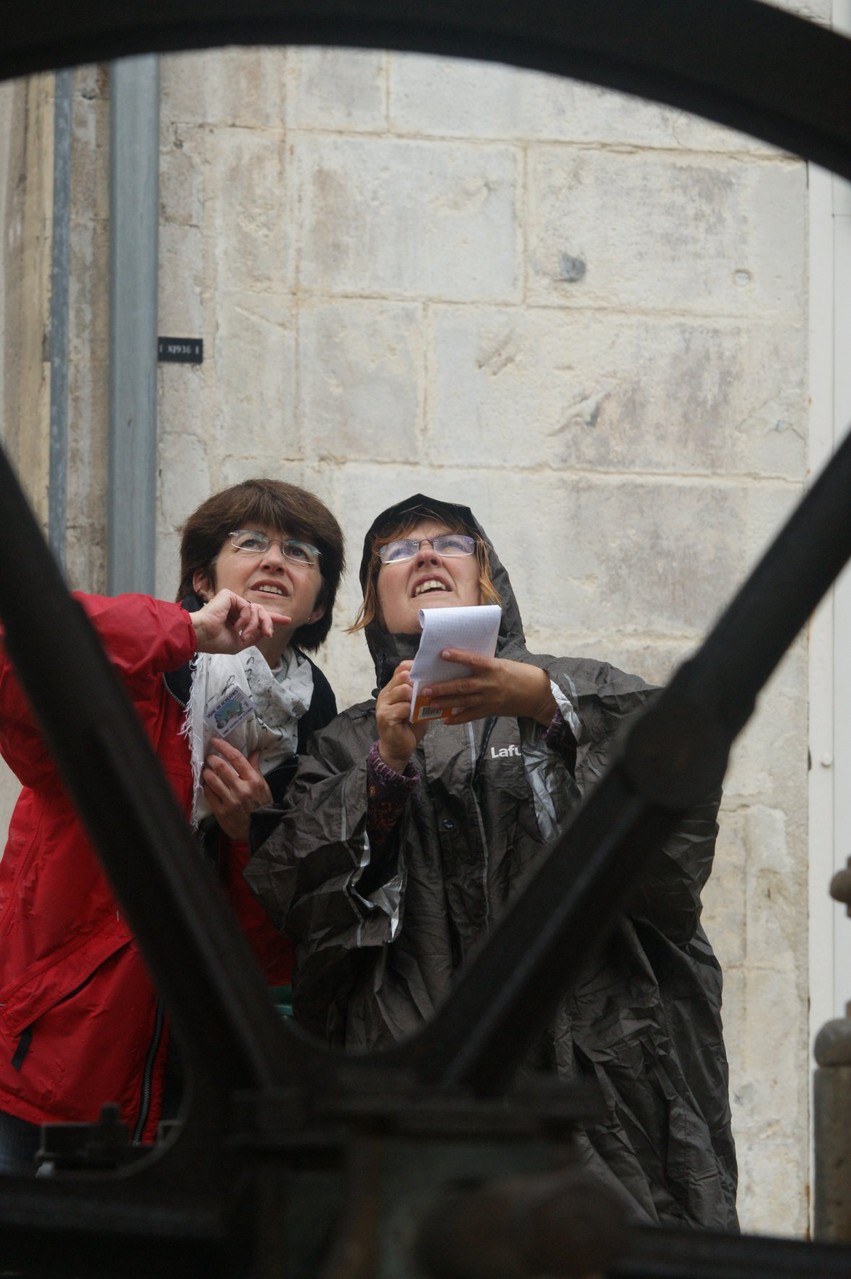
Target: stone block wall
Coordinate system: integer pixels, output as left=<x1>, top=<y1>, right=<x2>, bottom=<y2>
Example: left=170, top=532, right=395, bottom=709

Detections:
left=151, top=43, right=812, bottom=1234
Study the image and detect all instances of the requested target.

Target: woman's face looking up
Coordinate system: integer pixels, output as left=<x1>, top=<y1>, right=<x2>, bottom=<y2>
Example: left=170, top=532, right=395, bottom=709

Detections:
left=375, top=520, right=482, bottom=634
left=194, top=525, right=325, bottom=652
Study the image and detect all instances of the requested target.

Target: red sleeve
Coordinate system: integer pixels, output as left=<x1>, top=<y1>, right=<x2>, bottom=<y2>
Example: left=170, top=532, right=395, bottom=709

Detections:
left=0, top=592, right=197, bottom=789
left=77, top=593, right=197, bottom=683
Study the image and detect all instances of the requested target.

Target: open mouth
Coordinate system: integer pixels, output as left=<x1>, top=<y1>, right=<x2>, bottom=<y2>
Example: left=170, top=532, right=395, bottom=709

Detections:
left=253, top=584, right=288, bottom=599
left=414, top=579, right=450, bottom=597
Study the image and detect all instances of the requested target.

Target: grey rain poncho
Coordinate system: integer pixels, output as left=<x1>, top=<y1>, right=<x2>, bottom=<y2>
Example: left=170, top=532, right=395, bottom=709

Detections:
left=246, top=494, right=738, bottom=1232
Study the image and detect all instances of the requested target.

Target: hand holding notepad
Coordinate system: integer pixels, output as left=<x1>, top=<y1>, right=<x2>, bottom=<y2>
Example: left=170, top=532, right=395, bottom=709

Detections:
left=408, top=605, right=501, bottom=723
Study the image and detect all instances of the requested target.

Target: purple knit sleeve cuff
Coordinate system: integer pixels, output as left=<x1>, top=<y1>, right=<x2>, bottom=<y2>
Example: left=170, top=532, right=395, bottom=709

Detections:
left=543, top=706, right=571, bottom=751
left=367, top=740, right=420, bottom=791
left=366, top=741, right=419, bottom=855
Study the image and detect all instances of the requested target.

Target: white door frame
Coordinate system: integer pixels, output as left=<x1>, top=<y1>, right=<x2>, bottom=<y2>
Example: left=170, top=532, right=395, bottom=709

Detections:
left=808, top=0, right=851, bottom=1074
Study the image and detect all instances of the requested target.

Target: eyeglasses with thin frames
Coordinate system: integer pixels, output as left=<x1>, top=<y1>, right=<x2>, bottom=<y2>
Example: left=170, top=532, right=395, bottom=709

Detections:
left=377, top=534, right=476, bottom=565
left=227, top=530, right=321, bottom=570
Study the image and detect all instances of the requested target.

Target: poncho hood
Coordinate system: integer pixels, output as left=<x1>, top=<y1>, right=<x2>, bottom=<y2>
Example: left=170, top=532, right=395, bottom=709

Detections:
left=359, top=494, right=528, bottom=691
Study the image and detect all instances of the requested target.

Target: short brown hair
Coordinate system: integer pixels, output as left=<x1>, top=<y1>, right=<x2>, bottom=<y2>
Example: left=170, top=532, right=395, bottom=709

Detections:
left=349, top=509, right=500, bottom=634
left=177, top=478, right=345, bottom=651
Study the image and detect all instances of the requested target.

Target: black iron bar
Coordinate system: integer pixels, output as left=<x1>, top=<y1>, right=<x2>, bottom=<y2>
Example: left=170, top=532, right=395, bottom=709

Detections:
left=0, top=2, right=849, bottom=180
left=610, top=1225, right=851, bottom=1278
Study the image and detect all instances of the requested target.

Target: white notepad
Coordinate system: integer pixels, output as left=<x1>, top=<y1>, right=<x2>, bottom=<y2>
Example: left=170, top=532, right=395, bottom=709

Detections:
left=408, top=605, right=501, bottom=723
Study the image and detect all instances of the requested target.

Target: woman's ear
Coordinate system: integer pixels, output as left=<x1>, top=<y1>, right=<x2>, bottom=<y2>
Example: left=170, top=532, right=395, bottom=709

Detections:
left=306, top=582, right=327, bottom=626
left=192, top=568, right=214, bottom=602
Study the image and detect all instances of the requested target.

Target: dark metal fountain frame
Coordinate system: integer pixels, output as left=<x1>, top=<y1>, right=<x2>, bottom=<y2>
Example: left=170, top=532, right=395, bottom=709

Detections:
left=0, top=1, right=850, bottom=1275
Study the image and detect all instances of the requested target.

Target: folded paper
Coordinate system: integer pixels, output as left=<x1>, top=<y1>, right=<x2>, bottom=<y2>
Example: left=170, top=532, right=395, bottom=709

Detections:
left=409, top=605, right=501, bottom=723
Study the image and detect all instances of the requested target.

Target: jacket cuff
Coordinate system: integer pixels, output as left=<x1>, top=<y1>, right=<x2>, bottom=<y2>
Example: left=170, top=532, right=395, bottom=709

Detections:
left=367, top=739, right=420, bottom=790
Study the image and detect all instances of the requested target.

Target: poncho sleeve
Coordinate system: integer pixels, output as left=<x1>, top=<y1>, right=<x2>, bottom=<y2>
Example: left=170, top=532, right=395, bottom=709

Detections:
left=551, top=656, right=721, bottom=946
left=246, top=705, right=415, bottom=1042
left=246, top=706, right=408, bottom=944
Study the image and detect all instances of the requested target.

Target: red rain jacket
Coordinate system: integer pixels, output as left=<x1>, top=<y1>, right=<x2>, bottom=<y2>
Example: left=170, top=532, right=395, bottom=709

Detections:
left=0, top=593, right=292, bottom=1142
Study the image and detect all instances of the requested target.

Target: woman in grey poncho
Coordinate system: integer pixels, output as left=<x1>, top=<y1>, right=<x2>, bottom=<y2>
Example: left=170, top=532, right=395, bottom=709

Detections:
left=246, top=493, right=738, bottom=1232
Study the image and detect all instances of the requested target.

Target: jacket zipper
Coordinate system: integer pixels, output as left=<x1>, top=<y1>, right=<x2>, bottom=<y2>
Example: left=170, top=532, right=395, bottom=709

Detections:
left=133, top=999, right=165, bottom=1143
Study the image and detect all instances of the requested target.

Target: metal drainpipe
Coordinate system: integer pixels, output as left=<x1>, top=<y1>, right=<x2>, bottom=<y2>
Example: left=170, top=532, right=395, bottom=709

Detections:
left=107, top=55, right=159, bottom=596
left=48, top=67, right=72, bottom=573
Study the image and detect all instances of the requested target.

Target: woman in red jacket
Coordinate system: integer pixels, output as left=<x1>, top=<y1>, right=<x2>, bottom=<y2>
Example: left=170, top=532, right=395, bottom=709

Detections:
left=0, top=478, right=344, bottom=1174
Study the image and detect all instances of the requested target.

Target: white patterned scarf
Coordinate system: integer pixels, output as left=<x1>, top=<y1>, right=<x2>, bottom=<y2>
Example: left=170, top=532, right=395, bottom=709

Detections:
left=183, top=646, right=314, bottom=825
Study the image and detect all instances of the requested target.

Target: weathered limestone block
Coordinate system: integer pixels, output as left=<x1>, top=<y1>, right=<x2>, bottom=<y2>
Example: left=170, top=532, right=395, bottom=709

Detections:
left=703, top=807, right=748, bottom=972
left=527, top=148, right=806, bottom=316
left=161, top=47, right=287, bottom=129
left=70, top=65, right=110, bottom=226
left=389, top=54, right=773, bottom=154
left=213, top=292, right=296, bottom=451
left=207, top=127, right=289, bottom=292
left=294, top=134, right=520, bottom=300
left=157, top=413, right=212, bottom=589
left=734, top=963, right=809, bottom=1233
left=428, top=308, right=806, bottom=477
left=724, top=644, right=807, bottom=814
left=743, top=805, right=804, bottom=972
left=736, top=1132, right=810, bottom=1236
left=287, top=47, right=387, bottom=132
left=158, top=133, right=204, bottom=230
left=158, top=224, right=204, bottom=335
left=298, top=301, right=424, bottom=462
left=1, top=75, right=53, bottom=526
left=453, top=470, right=801, bottom=639
left=64, top=70, right=110, bottom=595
